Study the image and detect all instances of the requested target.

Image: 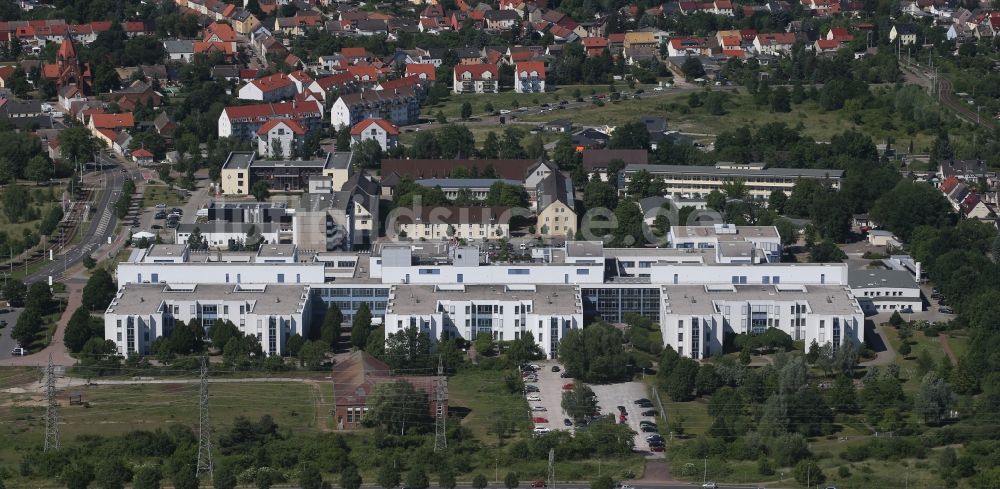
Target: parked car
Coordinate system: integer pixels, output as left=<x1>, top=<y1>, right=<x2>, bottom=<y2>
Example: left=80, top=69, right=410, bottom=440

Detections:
left=633, top=398, right=651, bottom=405
left=617, top=405, right=627, bottom=414
left=563, top=418, right=572, bottom=426
left=155, top=203, right=166, bottom=208
left=641, top=410, right=656, bottom=416
left=560, top=372, right=571, bottom=378
left=551, top=365, right=560, bottom=372
left=527, top=395, right=541, bottom=401
left=562, top=383, right=575, bottom=390
left=533, top=426, right=550, bottom=434
left=529, top=364, right=541, bottom=370
left=531, top=406, right=546, bottom=412
left=531, top=481, right=546, bottom=488
left=703, top=483, right=717, bottom=489
left=641, top=425, right=658, bottom=433
left=525, top=386, right=540, bottom=393
left=939, top=307, right=954, bottom=314
left=650, top=445, right=665, bottom=452
left=154, top=211, right=166, bottom=219
left=10, top=347, right=27, bottom=356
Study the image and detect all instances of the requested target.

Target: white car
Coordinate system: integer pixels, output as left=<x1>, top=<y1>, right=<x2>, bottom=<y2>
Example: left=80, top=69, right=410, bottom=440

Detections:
left=10, top=347, right=27, bottom=356
left=702, top=483, right=717, bottom=489
left=529, top=364, right=542, bottom=370
left=533, top=426, right=550, bottom=434
left=653, top=87, right=663, bottom=91
left=532, top=406, right=547, bottom=412
left=527, top=394, right=541, bottom=401
left=499, top=109, right=511, bottom=115
left=621, top=485, right=635, bottom=489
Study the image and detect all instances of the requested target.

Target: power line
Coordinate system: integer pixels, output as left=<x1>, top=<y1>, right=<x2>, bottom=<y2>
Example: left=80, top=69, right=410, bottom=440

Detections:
left=196, top=356, right=214, bottom=479
left=44, top=353, right=60, bottom=452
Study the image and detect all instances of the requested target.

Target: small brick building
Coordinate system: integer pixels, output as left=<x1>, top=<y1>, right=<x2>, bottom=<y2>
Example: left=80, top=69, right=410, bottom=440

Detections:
left=331, top=351, right=447, bottom=430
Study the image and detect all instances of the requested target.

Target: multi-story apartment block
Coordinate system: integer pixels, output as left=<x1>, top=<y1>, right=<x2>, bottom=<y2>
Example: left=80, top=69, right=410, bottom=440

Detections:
left=219, top=151, right=353, bottom=195
left=621, top=162, right=844, bottom=199
left=330, top=87, right=419, bottom=130
left=514, top=61, right=545, bottom=93
left=453, top=64, right=498, bottom=94
left=218, top=99, right=324, bottom=140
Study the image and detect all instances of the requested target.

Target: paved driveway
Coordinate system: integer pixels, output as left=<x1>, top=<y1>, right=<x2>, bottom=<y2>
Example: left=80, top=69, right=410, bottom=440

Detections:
left=589, top=381, right=663, bottom=458
left=525, top=359, right=573, bottom=432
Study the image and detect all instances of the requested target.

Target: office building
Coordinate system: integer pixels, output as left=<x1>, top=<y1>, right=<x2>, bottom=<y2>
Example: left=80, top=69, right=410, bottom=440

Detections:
left=621, top=162, right=844, bottom=199
left=219, top=151, right=353, bottom=195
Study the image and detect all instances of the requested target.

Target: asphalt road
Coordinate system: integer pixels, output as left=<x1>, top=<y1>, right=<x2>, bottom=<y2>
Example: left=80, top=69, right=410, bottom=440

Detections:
left=24, top=154, right=127, bottom=285
left=0, top=307, right=25, bottom=360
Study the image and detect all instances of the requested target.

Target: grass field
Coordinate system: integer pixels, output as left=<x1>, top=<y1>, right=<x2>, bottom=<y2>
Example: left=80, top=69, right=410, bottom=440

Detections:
left=447, top=368, right=530, bottom=444
left=880, top=325, right=949, bottom=393
left=427, top=84, right=660, bottom=120
left=0, top=381, right=320, bottom=466
left=140, top=185, right=187, bottom=209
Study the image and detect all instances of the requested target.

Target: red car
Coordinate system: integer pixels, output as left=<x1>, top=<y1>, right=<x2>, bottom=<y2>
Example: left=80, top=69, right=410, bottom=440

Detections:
left=531, top=481, right=547, bottom=488
left=562, top=383, right=574, bottom=390
left=532, top=417, right=549, bottom=424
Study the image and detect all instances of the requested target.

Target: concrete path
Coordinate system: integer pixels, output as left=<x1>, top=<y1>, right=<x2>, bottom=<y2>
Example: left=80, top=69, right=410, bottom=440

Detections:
left=0, top=281, right=83, bottom=367
left=939, top=335, right=958, bottom=366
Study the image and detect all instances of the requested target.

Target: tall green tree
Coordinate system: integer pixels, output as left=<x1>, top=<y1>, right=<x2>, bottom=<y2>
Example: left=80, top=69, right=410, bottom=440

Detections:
left=299, top=463, right=322, bottom=489
left=351, top=303, right=373, bottom=350
left=320, top=303, right=343, bottom=348
left=82, top=268, right=117, bottom=310
left=364, top=380, right=430, bottom=433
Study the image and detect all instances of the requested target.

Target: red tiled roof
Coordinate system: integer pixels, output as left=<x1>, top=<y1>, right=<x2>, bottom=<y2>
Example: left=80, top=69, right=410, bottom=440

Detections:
left=347, top=65, right=378, bottom=80
left=132, top=148, right=154, bottom=158
left=940, top=176, right=960, bottom=194
left=379, top=75, right=421, bottom=91
left=405, top=63, right=436, bottom=81
left=204, top=22, right=237, bottom=42
left=315, top=72, right=356, bottom=90
left=90, top=112, right=135, bottom=129
left=341, top=47, right=369, bottom=58
left=757, top=32, right=796, bottom=44
left=583, top=37, right=609, bottom=47
left=723, top=48, right=747, bottom=57
left=350, top=118, right=399, bottom=136
left=257, top=118, right=306, bottom=135
left=515, top=61, right=545, bottom=79
left=250, top=72, right=294, bottom=92
left=454, top=63, right=498, bottom=80
left=222, top=100, right=323, bottom=120
left=194, top=41, right=234, bottom=55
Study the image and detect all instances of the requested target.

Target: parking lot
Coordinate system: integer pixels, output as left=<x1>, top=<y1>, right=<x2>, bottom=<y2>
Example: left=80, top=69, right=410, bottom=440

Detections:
left=589, top=381, right=663, bottom=457
left=524, top=359, right=574, bottom=433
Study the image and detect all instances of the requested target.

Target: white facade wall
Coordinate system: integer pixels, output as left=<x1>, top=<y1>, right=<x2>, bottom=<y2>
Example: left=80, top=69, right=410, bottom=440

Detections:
left=218, top=111, right=234, bottom=138
left=383, top=299, right=583, bottom=358
left=371, top=261, right=606, bottom=285
left=647, top=263, right=849, bottom=286
left=852, top=285, right=922, bottom=313
left=175, top=229, right=281, bottom=248
left=117, top=263, right=326, bottom=286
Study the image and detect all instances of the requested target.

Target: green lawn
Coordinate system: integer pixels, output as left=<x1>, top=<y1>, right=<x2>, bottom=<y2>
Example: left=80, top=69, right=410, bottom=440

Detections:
left=945, top=333, right=969, bottom=360
left=880, top=325, right=948, bottom=393
left=0, top=381, right=317, bottom=466
left=140, top=185, right=187, bottom=208
left=447, top=368, right=530, bottom=444
left=427, top=84, right=661, bottom=120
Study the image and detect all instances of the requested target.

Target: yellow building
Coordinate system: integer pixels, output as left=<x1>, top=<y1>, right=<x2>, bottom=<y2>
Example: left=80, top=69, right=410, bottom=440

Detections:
left=623, top=31, right=657, bottom=50
left=535, top=173, right=576, bottom=237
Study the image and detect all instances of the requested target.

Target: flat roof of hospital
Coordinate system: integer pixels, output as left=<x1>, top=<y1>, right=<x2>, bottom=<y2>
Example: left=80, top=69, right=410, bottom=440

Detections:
left=663, top=284, right=861, bottom=316
left=106, top=283, right=311, bottom=315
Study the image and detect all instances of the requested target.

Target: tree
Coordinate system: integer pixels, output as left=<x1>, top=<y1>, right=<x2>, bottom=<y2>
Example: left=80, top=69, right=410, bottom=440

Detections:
left=888, top=311, right=904, bottom=327
left=809, top=240, right=846, bottom=263
left=213, top=464, right=237, bottom=489
left=377, top=464, right=400, bottom=489
left=351, top=303, right=373, bottom=349
left=382, top=325, right=432, bottom=370
left=251, top=180, right=271, bottom=202
left=768, top=190, right=788, bottom=214
left=662, top=357, right=699, bottom=401
left=915, top=372, right=954, bottom=425
left=94, top=459, right=131, bottom=489
left=870, top=181, right=953, bottom=241
left=898, top=340, right=911, bottom=357
left=82, top=268, right=117, bottom=310
left=10, top=308, right=41, bottom=348
left=299, top=340, right=328, bottom=369
left=472, top=474, right=488, bottom=489
left=770, top=86, right=791, bottom=113
left=506, top=331, right=543, bottom=365
left=461, top=101, right=473, bottom=119
left=406, top=469, right=429, bottom=489
left=591, top=475, right=614, bottom=489
left=351, top=139, right=383, bottom=169
left=340, top=465, right=362, bottom=489
left=2, top=279, right=26, bottom=307
left=26, top=155, right=53, bottom=182
left=365, top=380, right=430, bottom=433
left=439, top=471, right=456, bottom=489
left=65, top=307, right=100, bottom=353
left=504, top=472, right=519, bottom=489
left=321, top=304, right=343, bottom=348
left=611, top=199, right=644, bottom=247
left=558, top=322, right=629, bottom=382
left=562, top=382, right=598, bottom=422
left=59, top=125, right=97, bottom=163
left=299, top=463, right=322, bottom=489
left=287, top=333, right=305, bottom=357
left=793, top=460, right=825, bottom=486
left=133, top=466, right=161, bottom=489
left=681, top=57, right=705, bottom=80
left=608, top=121, right=650, bottom=150
left=211, top=320, right=240, bottom=350
left=63, top=463, right=96, bottom=489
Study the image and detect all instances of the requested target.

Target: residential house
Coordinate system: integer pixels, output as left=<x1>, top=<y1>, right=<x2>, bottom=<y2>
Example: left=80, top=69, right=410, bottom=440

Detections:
left=514, top=61, right=545, bottom=93
left=753, top=32, right=797, bottom=55
left=153, top=112, right=176, bottom=137
left=582, top=37, right=609, bottom=57
left=667, top=37, right=712, bottom=57
left=132, top=148, right=155, bottom=165
left=484, top=10, right=519, bottom=30
left=393, top=206, right=512, bottom=239
left=330, top=87, right=419, bottom=129
left=453, top=64, right=498, bottom=93
left=257, top=119, right=306, bottom=159
left=238, top=73, right=297, bottom=102
left=88, top=111, right=135, bottom=147
left=405, top=63, right=437, bottom=81
left=218, top=99, right=325, bottom=140
left=890, top=24, right=918, bottom=45
left=332, top=351, right=446, bottom=431
left=350, top=118, right=399, bottom=151
left=535, top=172, right=576, bottom=237
left=164, top=39, right=195, bottom=62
